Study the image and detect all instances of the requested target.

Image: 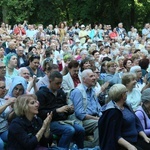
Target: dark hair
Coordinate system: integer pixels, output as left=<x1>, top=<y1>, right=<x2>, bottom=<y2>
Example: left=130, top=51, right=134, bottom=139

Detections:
left=68, top=60, right=79, bottom=69
left=134, top=49, right=140, bottom=53
left=80, top=58, right=90, bottom=72
left=28, top=46, right=37, bottom=53
left=45, top=47, right=53, bottom=57
left=92, top=50, right=99, bottom=56
left=44, top=63, right=58, bottom=72
left=139, top=58, right=149, bottom=70
left=29, top=54, right=40, bottom=62
left=102, top=57, right=111, bottom=62
left=48, top=71, right=62, bottom=80
left=123, top=58, right=133, bottom=68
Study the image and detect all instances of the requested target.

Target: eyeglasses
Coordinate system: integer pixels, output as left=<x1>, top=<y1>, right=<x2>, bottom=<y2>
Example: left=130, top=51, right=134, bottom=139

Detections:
left=0, top=66, right=5, bottom=69
left=0, top=86, right=6, bottom=89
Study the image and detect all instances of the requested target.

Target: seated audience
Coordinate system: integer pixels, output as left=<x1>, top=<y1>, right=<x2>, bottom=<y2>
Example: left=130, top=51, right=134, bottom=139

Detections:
left=36, top=71, right=85, bottom=149
left=70, top=69, right=102, bottom=148
left=7, top=94, right=55, bottom=150
left=99, top=84, right=150, bottom=150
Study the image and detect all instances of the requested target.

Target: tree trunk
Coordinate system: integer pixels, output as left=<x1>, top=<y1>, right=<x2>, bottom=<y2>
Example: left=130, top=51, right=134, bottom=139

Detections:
left=2, top=5, right=8, bottom=23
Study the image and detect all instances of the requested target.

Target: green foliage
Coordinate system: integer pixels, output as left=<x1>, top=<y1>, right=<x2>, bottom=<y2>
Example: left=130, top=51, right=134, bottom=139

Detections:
left=0, top=0, right=150, bottom=30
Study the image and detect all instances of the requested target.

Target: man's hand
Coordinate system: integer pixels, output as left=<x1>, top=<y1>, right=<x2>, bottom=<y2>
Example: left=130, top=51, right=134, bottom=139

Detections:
left=56, top=105, right=70, bottom=113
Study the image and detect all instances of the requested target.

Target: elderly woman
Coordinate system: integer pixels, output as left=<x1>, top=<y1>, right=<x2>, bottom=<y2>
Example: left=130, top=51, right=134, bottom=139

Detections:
left=135, top=88, right=150, bottom=137
left=122, top=73, right=141, bottom=111
left=3, top=53, right=18, bottom=79
left=99, top=84, right=150, bottom=150
left=7, top=94, right=53, bottom=150
left=0, top=80, right=15, bottom=150
left=130, top=66, right=145, bottom=92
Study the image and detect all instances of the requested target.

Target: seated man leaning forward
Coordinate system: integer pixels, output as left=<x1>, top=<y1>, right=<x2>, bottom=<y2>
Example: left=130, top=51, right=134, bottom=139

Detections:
left=70, top=69, right=102, bottom=148
left=36, top=71, right=85, bottom=149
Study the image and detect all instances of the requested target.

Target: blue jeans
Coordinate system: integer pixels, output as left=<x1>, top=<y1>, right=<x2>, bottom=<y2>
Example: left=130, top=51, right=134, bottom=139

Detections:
left=50, top=121, right=85, bottom=149
left=0, top=130, right=8, bottom=150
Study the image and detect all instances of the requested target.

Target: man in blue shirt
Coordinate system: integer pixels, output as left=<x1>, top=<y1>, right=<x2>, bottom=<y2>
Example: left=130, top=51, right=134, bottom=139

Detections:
left=70, top=69, right=102, bottom=147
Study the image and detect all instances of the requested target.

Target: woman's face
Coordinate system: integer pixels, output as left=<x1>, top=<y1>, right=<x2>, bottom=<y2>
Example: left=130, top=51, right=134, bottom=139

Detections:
left=9, top=55, right=17, bottom=67
left=32, top=48, right=38, bottom=55
left=135, top=69, right=142, bottom=79
left=126, top=79, right=137, bottom=90
left=12, top=84, right=24, bottom=98
left=126, top=60, right=132, bottom=69
left=107, top=64, right=117, bottom=74
left=83, top=61, right=91, bottom=69
left=30, top=58, right=40, bottom=70
left=27, top=97, right=39, bottom=116
left=36, top=42, right=42, bottom=49
left=118, top=59, right=124, bottom=66
left=76, top=48, right=80, bottom=55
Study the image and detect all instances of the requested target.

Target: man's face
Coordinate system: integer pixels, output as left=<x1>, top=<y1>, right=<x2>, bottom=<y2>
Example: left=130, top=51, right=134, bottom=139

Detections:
left=69, top=67, right=79, bottom=78
left=94, top=52, right=99, bottom=59
left=62, top=44, right=68, bottom=51
left=21, top=69, right=30, bottom=81
left=17, top=47, right=24, bottom=56
left=50, top=77, right=62, bottom=91
left=83, top=72, right=96, bottom=87
left=0, top=81, right=6, bottom=98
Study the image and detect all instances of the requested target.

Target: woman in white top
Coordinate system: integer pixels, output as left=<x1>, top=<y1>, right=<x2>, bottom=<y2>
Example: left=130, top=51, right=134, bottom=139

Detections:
left=122, top=73, right=141, bottom=111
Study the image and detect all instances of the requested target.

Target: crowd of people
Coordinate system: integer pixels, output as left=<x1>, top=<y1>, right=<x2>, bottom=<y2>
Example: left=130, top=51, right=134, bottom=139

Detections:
left=0, top=20, right=150, bottom=150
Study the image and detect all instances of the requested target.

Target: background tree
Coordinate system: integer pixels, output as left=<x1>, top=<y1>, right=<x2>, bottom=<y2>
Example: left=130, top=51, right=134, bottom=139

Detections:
left=0, top=0, right=149, bottom=31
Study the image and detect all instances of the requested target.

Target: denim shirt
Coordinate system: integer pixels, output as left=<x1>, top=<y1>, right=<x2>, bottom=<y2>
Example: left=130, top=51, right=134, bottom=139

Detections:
left=70, top=84, right=102, bottom=120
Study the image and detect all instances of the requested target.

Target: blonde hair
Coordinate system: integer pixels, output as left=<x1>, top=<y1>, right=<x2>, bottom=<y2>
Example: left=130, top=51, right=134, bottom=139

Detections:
left=107, top=61, right=117, bottom=68
left=108, top=84, right=127, bottom=102
left=14, top=94, right=37, bottom=116
left=122, top=73, right=136, bottom=86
